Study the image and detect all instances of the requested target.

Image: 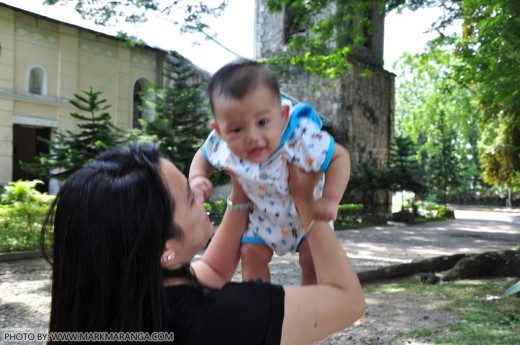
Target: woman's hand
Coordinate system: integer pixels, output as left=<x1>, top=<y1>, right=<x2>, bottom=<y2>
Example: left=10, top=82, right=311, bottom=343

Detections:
left=287, top=164, right=322, bottom=214
left=228, top=172, right=249, bottom=204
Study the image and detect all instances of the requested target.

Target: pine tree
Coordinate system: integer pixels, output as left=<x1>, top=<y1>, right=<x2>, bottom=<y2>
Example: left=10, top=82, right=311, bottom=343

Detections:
left=425, top=112, right=463, bottom=206
left=22, top=88, right=125, bottom=180
left=386, top=135, right=425, bottom=210
left=141, top=51, right=211, bottom=177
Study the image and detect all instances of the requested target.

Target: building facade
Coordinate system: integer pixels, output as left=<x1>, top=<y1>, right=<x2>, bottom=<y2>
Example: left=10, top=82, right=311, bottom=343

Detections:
left=255, top=0, right=395, bottom=212
left=0, top=3, right=166, bottom=190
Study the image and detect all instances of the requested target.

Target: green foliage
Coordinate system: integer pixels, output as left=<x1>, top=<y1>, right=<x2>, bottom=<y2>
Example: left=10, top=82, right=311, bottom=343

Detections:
left=394, top=50, right=488, bottom=204
left=265, top=0, right=383, bottom=79
left=44, top=0, right=227, bottom=37
left=422, top=205, right=452, bottom=219
left=203, top=199, right=227, bottom=224
left=211, top=199, right=227, bottom=216
left=385, top=135, right=425, bottom=209
left=338, top=203, right=364, bottom=216
left=0, top=180, right=54, bottom=252
left=394, top=0, right=520, bottom=191
left=0, top=180, right=53, bottom=205
left=336, top=203, right=364, bottom=228
left=140, top=51, right=212, bottom=178
left=21, top=88, right=126, bottom=181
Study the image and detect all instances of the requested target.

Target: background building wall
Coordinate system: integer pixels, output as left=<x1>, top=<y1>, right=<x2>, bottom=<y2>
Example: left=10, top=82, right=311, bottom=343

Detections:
left=0, top=4, right=163, bottom=188
left=255, top=0, right=394, bottom=212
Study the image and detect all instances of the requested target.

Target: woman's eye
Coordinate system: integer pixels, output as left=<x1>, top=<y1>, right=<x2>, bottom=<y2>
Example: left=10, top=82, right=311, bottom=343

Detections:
left=259, top=119, right=269, bottom=126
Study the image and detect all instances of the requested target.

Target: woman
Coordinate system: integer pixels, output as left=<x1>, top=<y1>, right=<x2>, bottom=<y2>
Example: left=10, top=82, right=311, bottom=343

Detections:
left=41, top=143, right=364, bottom=344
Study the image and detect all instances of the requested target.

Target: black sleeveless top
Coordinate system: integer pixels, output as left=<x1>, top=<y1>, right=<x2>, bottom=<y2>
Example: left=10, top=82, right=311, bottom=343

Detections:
left=164, top=280, right=285, bottom=345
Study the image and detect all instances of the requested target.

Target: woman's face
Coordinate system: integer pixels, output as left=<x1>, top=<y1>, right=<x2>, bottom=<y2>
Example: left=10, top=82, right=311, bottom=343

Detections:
left=159, top=158, right=214, bottom=264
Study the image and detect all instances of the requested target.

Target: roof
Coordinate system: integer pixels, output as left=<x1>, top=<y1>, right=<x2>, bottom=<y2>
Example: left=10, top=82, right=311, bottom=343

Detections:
left=281, top=92, right=333, bottom=128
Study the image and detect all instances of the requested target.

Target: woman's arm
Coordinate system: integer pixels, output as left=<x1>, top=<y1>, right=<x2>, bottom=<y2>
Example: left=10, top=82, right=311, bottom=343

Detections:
left=281, top=164, right=365, bottom=345
left=191, top=173, right=249, bottom=289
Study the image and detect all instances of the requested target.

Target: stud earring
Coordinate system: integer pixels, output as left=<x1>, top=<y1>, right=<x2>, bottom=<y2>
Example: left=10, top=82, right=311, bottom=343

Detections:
left=167, top=253, right=173, bottom=261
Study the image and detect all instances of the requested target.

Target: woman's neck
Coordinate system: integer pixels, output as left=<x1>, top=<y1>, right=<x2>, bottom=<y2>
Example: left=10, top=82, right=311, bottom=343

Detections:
left=163, top=276, right=194, bottom=287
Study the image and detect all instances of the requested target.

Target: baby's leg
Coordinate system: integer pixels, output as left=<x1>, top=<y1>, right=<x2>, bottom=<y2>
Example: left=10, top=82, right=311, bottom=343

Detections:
left=241, top=243, right=273, bottom=282
left=298, top=240, right=317, bottom=285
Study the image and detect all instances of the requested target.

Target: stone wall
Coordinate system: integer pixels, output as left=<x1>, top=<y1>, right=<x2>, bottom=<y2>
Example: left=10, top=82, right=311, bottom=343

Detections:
left=255, top=0, right=395, bottom=212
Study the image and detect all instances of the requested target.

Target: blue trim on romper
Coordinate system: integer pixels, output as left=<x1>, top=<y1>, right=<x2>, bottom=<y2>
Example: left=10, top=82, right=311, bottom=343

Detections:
left=319, top=136, right=335, bottom=172
left=242, top=236, right=266, bottom=245
left=278, top=103, right=323, bottom=149
left=202, top=142, right=213, bottom=167
left=296, top=235, right=307, bottom=252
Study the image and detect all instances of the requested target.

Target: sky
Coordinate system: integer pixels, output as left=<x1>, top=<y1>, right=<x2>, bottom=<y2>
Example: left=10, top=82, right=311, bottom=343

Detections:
left=2, top=0, right=444, bottom=74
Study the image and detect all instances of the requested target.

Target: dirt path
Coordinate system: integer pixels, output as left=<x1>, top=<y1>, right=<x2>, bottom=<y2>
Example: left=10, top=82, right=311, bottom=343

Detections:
left=1, top=208, right=519, bottom=344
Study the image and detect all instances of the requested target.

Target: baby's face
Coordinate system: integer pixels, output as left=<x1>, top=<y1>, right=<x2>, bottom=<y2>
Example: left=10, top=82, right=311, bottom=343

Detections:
left=212, top=85, right=288, bottom=164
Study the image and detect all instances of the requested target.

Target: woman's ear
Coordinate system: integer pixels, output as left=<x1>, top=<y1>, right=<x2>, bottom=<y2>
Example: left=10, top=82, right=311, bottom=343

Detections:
left=161, top=239, right=177, bottom=269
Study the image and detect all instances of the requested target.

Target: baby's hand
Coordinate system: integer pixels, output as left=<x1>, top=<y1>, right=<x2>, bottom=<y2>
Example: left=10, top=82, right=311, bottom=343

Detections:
left=189, top=176, right=213, bottom=201
left=313, top=197, right=339, bottom=221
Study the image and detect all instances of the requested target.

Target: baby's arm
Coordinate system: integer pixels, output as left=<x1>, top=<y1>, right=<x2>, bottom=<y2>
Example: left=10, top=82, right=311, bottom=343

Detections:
left=314, top=143, right=350, bottom=221
left=189, top=148, right=215, bottom=200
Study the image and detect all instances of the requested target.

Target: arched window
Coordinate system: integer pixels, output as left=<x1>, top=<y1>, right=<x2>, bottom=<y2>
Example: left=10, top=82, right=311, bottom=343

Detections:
left=132, top=78, right=151, bottom=128
left=27, top=65, right=48, bottom=95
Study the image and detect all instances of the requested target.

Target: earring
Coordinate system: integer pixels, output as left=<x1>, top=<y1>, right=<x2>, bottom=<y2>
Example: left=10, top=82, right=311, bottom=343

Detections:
left=167, top=253, right=174, bottom=261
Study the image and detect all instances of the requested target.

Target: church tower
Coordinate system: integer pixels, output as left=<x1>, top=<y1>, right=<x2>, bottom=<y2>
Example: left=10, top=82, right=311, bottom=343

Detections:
left=254, top=0, right=395, bottom=212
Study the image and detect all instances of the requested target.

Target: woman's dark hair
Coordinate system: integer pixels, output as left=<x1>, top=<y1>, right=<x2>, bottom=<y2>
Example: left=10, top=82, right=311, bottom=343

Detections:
left=208, top=59, right=281, bottom=114
left=41, top=143, right=188, bottom=339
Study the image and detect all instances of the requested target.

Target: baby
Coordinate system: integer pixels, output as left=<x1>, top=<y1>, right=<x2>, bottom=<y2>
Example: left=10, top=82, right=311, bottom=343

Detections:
left=189, top=59, right=350, bottom=285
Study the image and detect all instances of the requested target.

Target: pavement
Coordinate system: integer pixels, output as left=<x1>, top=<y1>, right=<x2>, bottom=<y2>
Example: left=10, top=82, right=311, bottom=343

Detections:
left=265, top=208, right=520, bottom=285
left=0, top=207, right=519, bottom=343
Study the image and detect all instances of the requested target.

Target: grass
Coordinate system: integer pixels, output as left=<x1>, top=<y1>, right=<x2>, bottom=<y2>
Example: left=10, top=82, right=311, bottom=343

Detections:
left=367, top=277, right=520, bottom=345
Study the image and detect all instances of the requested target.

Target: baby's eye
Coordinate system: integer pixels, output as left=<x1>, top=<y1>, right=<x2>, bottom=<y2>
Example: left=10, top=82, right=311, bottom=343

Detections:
left=258, top=119, right=269, bottom=126
left=231, top=127, right=242, bottom=134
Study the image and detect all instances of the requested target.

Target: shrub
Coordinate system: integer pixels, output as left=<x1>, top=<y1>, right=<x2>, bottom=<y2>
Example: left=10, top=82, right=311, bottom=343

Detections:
left=0, top=180, right=54, bottom=252
left=336, top=203, right=364, bottom=227
left=204, top=199, right=227, bottom=225
left=422, top=205, right=455, bottom=219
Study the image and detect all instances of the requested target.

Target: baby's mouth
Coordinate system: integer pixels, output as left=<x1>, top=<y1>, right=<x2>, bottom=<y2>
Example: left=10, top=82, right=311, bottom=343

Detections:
left=248, top=147, right=264, bottom=158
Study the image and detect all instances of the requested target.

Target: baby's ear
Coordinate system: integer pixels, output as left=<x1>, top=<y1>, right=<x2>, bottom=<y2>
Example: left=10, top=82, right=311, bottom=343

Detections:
left=281, top=104, right=290, bottom=123
left=210, top=120, right=221, bottom=135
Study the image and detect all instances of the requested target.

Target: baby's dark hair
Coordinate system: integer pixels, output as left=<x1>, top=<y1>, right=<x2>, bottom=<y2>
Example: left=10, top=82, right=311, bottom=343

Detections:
left=208, top=59, right=281, bottom=114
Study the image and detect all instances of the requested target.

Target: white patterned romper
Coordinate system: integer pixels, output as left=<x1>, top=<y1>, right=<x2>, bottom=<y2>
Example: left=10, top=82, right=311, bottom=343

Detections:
left=203, top=103, right=335, bottom=255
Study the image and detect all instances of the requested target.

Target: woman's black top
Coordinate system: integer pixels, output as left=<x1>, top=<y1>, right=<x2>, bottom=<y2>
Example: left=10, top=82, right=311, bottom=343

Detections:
left=164, top=280, right=285, bottom=345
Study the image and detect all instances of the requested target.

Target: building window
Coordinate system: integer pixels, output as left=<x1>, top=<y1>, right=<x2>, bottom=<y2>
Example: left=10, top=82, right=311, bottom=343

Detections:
left=133, top=78, right=151, bottom=128
left=26, top=65, right=48, bottom=95
left=362, top=6, right=374, bottom=50
left=283, top=1, right=306, bottom=44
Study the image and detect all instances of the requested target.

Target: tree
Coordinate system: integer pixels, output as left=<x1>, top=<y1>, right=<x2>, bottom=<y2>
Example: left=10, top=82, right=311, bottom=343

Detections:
left=424, top=112, right=463, bottom=206
left=44, top=0, right=227, bottom=38
left=393, top=0, right=520, bottom=191
left=348, top=162, right=385, bottom=214
left=46, top=0, right=519, bottom=191
left=393, top=50, right=486, bottom=203
left=22, top=88, right=125, bottom=180
left=140, top=51, right=211, bottom=177
left=386, top=135, right=425, bottom=209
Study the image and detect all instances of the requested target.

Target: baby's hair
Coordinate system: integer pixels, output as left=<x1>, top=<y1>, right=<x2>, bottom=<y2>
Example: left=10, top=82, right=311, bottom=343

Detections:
left=208, top=59, right=281, bottom=114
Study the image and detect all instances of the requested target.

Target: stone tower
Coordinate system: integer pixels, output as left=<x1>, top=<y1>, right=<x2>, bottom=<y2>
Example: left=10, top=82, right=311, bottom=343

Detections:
left=254, top=0, right=395, bottom=212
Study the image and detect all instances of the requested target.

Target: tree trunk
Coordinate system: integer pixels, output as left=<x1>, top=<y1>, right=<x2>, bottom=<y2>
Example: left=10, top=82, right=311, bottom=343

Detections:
left=358, top=250, right=520, bottom=284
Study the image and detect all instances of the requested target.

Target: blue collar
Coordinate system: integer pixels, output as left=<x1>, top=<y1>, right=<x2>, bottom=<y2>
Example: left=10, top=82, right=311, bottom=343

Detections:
left=278, top=103, right=323, bottom=149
